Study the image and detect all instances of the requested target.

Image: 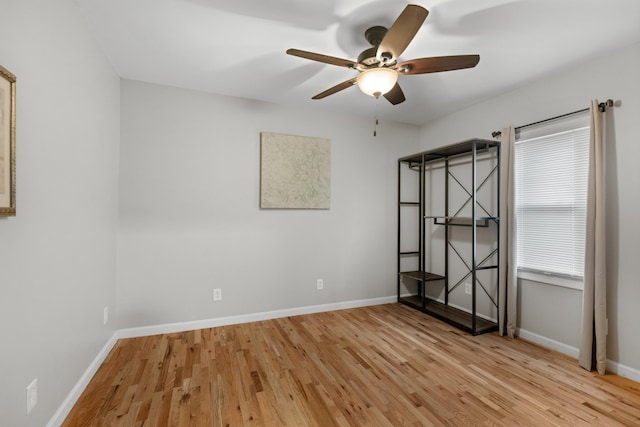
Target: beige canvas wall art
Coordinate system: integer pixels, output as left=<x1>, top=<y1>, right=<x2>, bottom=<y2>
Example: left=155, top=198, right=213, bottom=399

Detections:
left=260, top=132, right=330, bottom=209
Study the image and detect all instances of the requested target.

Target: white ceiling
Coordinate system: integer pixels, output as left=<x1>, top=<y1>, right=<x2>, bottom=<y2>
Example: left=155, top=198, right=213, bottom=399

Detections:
left=76, top=0, right=640, bottom=126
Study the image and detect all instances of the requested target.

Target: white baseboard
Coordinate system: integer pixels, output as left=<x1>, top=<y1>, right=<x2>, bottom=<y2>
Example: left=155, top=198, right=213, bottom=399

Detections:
left=117, top=296, right=397, bottom=339
left=606, top=359, right=640, bottom=383
left=516, top=327, right=640, bottom=383
left=516, top=327, right=580, bottom=359
left=46, top=333, right=119, bottom=427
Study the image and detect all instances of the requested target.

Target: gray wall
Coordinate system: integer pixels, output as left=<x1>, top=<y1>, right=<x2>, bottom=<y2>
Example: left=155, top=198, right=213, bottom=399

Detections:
left=117, top=79, right=420, bottom=328
left=418, top=42, right=640, bottom=374
left=0, top=0, right=120, bottom=426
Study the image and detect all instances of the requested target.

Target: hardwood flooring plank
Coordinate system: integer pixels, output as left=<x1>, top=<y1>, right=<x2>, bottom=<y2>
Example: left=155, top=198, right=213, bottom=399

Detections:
left=63, top=304, right=640, bottom=426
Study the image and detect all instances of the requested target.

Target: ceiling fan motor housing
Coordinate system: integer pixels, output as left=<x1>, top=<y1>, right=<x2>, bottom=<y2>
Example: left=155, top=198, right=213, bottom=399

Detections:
left=357, top=46, right=379, bottom=66
left=365, top=25, right=388, bottom=46
left=359, top=26, right=390, bottom=66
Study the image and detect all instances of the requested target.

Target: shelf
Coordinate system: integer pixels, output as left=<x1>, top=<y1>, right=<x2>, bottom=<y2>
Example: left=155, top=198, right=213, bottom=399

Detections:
left=399, top=296, right=498, bottom=335
left=398, top=139, right=500, bottom=336
left=476, top=265, right=499, bottom=271
left=399, top=251, right=420, bottom=257
left=399, top=270, right=444, bottom=282
left=398, top=295, right=423, bottom=311
left=427, top=216, right=499, bottom=227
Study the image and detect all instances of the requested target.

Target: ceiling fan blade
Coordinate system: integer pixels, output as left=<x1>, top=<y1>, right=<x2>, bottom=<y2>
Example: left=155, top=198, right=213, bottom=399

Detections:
left=397, top=55, right=480, bottom=75
left=287, top=48, right=358, bottom=68
left=384, top=83, right=406, bottom=105
left=377, top=5, right=429, bottom=63
left=312, top=78, right=358, bottom=100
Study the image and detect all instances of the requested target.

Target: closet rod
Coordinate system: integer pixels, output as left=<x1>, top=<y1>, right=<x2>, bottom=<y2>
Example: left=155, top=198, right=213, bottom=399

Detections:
left=491, top=99, right=614, bottom=138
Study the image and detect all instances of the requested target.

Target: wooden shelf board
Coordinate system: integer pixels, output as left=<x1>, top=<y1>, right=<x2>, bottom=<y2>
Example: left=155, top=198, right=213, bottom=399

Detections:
left=399, top=271, right=445, bottom=282
left=399, top=251, right=420, bottom=257
left=399, top=295, right=498, bottom=335
left=427, top=216, right=499, bottom=227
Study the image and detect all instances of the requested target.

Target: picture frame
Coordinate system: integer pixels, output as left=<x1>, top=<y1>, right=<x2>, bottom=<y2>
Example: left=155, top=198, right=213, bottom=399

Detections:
left=0, top=65, right=16, bottom=216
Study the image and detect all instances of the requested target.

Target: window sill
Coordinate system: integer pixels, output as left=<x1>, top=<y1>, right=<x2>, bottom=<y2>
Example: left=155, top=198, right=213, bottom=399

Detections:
left=517, top=269, right=583, bottom=291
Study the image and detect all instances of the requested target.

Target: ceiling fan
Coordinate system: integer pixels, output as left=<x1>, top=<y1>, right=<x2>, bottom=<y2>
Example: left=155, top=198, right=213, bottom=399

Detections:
left=286, top=4, right=479, bottom=105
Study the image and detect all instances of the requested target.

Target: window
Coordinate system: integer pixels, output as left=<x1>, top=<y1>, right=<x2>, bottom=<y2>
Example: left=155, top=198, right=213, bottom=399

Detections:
left=514, top=113, right=590, bottom=288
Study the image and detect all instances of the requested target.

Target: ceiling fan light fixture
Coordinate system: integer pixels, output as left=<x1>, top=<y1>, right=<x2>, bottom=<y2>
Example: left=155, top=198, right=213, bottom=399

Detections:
left=356, top=68, right=398, bottom=98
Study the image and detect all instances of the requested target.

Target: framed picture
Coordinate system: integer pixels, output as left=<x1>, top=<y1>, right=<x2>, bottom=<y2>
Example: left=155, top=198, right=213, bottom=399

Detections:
left=260, top=132, right=330, bottom=209
left=0, top=65, right=16, bottom=216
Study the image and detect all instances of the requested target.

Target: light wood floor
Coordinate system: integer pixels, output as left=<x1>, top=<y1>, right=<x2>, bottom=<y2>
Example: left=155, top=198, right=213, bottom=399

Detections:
left=63, top=303, right=640, bottom=426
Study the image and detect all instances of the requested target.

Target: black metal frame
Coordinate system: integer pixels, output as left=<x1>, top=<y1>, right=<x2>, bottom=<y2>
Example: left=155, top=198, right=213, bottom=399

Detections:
left=397, top=139, right=501, bottom=335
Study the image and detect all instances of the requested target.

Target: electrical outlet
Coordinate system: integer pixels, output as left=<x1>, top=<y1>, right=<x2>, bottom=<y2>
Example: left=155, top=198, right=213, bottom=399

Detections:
left=317, top=279, right=324, bottom=290
left=213, top=288, right=222, bottom=301
left=103, top=306, right=109, bottom=325
left=26, top=379, right=37, bottom=414
left=465, top=283, right=472, bottom=295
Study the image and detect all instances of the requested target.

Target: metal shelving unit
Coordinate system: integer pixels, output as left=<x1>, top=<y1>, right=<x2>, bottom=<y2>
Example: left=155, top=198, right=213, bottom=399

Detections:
left=397, top=139, right=501, bottom=335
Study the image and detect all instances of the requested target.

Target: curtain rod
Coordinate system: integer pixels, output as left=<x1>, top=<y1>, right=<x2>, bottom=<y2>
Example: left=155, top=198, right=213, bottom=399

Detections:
left=491, top=99, right=615, bottom=138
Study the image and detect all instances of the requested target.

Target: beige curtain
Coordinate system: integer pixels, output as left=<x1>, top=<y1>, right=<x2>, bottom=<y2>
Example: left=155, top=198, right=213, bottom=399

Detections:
left=579, top=100, right=607, bottom=374
left=498, top=127, right=518, bottom=338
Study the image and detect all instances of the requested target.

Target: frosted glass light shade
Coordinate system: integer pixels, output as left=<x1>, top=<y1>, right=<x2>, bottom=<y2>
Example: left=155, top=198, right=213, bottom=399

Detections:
left=356, top=68, right=398, bottom=98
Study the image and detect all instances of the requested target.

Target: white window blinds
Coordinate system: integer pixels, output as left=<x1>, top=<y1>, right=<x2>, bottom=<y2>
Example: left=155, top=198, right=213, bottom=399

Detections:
left=515, top=113, right=590, bottom=278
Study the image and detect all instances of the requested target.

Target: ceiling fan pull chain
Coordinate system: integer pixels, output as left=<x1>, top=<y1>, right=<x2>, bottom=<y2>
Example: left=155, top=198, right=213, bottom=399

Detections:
left=374, top=98, right=379, bottom=137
